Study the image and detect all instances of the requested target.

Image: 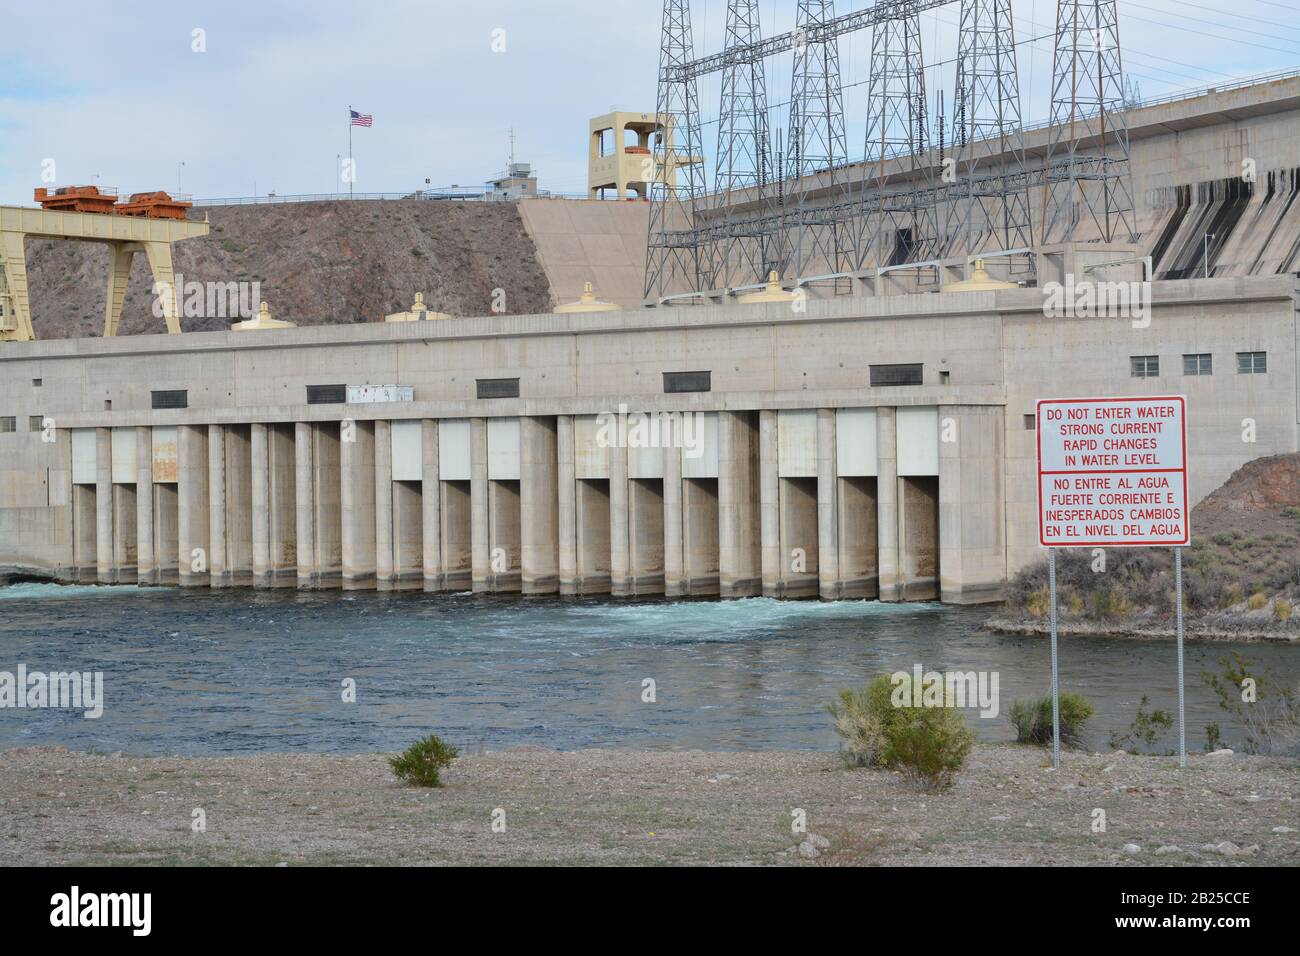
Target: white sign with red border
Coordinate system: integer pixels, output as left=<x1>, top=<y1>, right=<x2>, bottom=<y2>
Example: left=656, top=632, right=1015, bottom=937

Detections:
left=1036, top=396, right=1190, bottom=548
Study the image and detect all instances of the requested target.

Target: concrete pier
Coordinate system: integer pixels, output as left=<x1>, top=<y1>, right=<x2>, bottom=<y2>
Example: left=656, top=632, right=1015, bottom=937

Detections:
left=135, top=426, right=154, bottom=585
left=662, top=442, right=684, bottom=597
left=420, top=419, right=442, bottom=590
left=520, top=416, right=559, bottom=595
left=267, top=423, right=297, bottom=587
left=177, top=423, right=209, bottom=587
left=251, top=423, right=270, bottom=587
left=718, top=410, right=760, bottom=597
left=95, top=427, right=112, bottom=584
left=340, top=419, right=376, bottom=590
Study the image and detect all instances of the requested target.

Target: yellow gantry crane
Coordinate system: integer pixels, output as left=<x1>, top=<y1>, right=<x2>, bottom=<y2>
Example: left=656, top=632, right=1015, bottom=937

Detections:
left=0, top=187, right=209, bottom=342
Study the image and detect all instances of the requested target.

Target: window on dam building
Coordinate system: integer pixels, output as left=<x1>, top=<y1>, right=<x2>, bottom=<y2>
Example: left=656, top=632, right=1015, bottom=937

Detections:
left=151, top=389, right=189, bottom=409
left=870, top=363, right=923, bottom=387
left=306, top=385, right=347, bottom=405
left=0, top=416, right=15, bottom=433
left=1183, top=353, right=1212, bottom=376
left=476, top=378, right=521, bottom=399
left=29, top=416, right=43, bottom=432
left=1130, top=355, right=1159, bottom=378
left=663, top=371, right=711, bottom=394
left=1237, top=351, right=1267, bottom=374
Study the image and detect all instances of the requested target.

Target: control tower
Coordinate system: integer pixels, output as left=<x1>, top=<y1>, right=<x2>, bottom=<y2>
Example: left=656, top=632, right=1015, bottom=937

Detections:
left=588, top=112, right=672, bottom=200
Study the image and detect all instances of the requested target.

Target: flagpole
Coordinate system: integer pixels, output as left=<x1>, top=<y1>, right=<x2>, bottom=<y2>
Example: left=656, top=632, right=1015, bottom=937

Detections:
left=348, top=105, right=353, bottom=199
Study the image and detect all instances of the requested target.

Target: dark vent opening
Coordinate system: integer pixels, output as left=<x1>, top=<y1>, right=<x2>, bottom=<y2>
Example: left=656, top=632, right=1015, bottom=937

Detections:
left=151, top=389, right=188, bottom=409
left=476, top=378, right=520, bottom=399
left=869, top=363, right=923, bottom=387
left=663, top=370, right=711, bottom=393
left=307, top=384, right=347, bottom=405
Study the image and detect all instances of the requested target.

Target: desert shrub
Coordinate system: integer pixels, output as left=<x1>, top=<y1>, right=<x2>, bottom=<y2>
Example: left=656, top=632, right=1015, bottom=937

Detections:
left=828, top=675, right=975, bottom=789
left=882, top=704, right=975, bottom=790
left=1219, top=582, right=1245, bottom=610
left=1248, top=591, right=1268, bottom=610
left=1005, top=549, right=1180, bottom=616
left=389, top=734, right=459, bottom=787
left=1281, top=507, right=1300, bottom=520
left=1008, top=692, right=1095, bottom=749
left=1204, top=722, right=1222, bottom=752
left=1027, top=586, right=1050, bottom=618
left=1090, top=585, right=1132, bottom=619
left=1276, top=599, right=1293, bottom=622
left=1203, top=654, right=1300, bottom=755
left=1267, top=560, right=1300, bottom=591
left=1183, top=564, right=1236, bottom=612
left=826, top=677, right=892, bottom=767
left=1109, top=696, right=1174, bottom=753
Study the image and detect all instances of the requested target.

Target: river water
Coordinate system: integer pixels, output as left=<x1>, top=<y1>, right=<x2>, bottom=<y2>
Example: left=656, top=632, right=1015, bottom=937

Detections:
left=1, top=584, right=1296, bottom=755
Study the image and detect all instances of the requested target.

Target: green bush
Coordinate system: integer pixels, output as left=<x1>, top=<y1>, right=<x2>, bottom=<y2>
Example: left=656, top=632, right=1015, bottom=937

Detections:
left=1109, top=696, right=1174, bottom=753
left=1007, top=692, right=1095, bottom=749
left=1204, top=722, right=1222, bottom=752
left=828, top=675, right=975, bottom=789
left=882, top=704, right=976, bottom=789
left=389, top=734, right=459, bottom=788
left=825, top=677, right=892, bottom=767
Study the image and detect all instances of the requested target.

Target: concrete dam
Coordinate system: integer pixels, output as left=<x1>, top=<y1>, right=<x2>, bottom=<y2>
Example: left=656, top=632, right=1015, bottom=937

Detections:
left=2, top=75, right=1300, bottom=603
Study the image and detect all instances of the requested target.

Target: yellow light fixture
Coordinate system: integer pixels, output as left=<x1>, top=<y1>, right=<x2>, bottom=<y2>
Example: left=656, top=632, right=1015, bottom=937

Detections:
left=555, top=281, right=619, bottom=313
left=385, top=292, right=454, bottom=322
left=232, top=301, right=296, bottom=331
left=941, top=258, right=1018, bottom=292
left=736, top=271, right=796, bottom=303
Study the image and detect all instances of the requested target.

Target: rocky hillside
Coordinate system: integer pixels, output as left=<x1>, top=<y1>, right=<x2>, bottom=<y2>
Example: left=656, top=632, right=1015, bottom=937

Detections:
left=995, top=454, right=1300, bottom=640
left=22, top=199, right=554, bottom=338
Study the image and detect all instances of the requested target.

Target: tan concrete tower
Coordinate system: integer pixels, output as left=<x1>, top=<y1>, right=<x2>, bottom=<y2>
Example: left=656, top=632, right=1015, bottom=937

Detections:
left=588, top=112, right=667, bottom=200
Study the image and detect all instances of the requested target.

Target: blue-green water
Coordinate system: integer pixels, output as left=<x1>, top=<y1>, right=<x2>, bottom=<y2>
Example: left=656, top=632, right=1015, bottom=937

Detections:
left=0, top=584, right=1296, bottom=755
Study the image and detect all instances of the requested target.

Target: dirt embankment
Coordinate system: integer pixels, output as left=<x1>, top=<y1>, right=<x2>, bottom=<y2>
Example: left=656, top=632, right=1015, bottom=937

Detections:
left=23, top=200, right=554, bottom=338
left=991, top=455, right=1300, bottom=641
left=2, top=745, right=1296, bottom=866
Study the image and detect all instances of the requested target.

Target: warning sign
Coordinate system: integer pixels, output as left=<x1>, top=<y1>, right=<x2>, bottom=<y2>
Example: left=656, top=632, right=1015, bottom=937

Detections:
left=1037, top=396, right=1189, bottom=548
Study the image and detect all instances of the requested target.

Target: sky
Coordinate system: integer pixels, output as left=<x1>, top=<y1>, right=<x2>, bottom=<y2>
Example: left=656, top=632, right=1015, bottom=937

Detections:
left=0, top=0, right=1296, bottom=205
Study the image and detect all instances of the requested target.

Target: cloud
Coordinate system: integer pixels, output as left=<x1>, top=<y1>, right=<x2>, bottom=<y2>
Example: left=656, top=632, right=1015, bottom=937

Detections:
left=0, top=0, right=1292, bottom=204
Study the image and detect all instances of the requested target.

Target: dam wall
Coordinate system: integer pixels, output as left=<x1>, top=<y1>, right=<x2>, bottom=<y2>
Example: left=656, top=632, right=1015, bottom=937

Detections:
left=2, top=272, right=1295, bottom=601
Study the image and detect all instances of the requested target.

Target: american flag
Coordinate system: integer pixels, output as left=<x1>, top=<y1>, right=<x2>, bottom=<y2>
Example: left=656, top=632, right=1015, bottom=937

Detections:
left=350, top=110, right=372, bottom=127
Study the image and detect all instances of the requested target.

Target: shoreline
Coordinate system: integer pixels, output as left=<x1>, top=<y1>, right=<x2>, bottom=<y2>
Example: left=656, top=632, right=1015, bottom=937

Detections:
left=4, top=744, right=1296, bottom=866
left=984, top=616, right=1300, bottom=643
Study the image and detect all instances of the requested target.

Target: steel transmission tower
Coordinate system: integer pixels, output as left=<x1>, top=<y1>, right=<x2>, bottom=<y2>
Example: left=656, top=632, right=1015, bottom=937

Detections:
left=786, top=0, right=853, bottom=283
left=950, top=0, right=1032, bottom=260
left=714, top=0, right=775, bottom=288
left=1040, top=0, right=1137, bottom=244
left=645, top=0, right=709, bottom=300
left=862, top=12, right=935, bottom=269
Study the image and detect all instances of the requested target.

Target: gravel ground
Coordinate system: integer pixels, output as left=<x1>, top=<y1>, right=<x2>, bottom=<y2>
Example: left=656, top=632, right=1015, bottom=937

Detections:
left=1, top=745, right=1296, bottom=866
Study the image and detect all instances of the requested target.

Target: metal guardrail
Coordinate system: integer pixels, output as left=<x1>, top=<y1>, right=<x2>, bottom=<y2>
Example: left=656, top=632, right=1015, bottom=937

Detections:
left=1019, top=66, right=1300, bottom=133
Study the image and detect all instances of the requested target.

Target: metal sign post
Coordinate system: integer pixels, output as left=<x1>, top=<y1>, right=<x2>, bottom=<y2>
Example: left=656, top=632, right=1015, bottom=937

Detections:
left=1175, top=546, right=1186, bottom=767
left=1036, top=396, right=1190, bottom=769
left=1048, top=547, right=1060, bottom=768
